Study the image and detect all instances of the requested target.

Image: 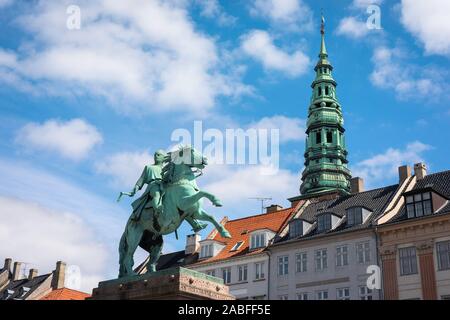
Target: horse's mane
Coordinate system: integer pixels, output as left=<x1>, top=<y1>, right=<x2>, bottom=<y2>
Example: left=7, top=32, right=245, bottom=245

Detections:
left=162, top=145, right=192, bottom=184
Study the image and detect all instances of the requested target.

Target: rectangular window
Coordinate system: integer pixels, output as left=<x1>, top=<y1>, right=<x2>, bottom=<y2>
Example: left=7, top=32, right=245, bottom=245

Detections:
left=316, top=290, right=328, bottom=300
left=356, top=242, right=371, bottom=264
left=437, top=241, right=450, bottom=271
left=251, top=233, right=267, bottom=249
left=297, top=293, right=308, bottom=300
left=405, top=192, right=433, bottom=218
left=238, top=265, right=248, bottom=282
left=317, top=214, right=332, bottom=232
left=205, top=270, right=215, bottom=277
left=347, top=207, right=363, bottom=226
left=336, top=245, right=349, bottom=267
left=230, top=241, right=244, bottom=252
left=326, top=131, right=332, bottom=143
left=315, top=249, right=327, bottom=271
left=290, top=220, right=303, bottom=238
left=337, top=287, right=350, bottom=300
left=200, top=244, right=213, bottom=258
left=399, top=247, right=418, bottom=276
left=296, top=252, right=307, bottom=273
left=316, top=131, right=322, bottom=144
left=222, top=267, right=231, bottom=284
left=255, top=262, right=265, bottom=280
left=278, top=256, right=289, bottom=276
left=359, top=286, right=373, bottom=300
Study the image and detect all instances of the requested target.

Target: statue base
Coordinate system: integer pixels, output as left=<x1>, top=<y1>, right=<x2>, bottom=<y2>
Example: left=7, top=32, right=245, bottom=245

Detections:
left=89, top=267, right=235, bottom=300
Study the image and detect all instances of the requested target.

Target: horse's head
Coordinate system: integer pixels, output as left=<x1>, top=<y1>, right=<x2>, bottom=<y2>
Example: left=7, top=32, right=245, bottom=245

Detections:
left=167, top=145, right=208, bottom=169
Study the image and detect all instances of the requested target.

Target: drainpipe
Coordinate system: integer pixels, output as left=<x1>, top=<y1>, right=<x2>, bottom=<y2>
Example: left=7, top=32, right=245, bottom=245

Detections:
left=374, top=228, right=383, bottom=300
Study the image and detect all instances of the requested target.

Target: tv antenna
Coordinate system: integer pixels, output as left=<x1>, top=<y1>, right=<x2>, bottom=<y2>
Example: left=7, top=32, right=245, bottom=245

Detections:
left=249, top=197, right=272, bottom=214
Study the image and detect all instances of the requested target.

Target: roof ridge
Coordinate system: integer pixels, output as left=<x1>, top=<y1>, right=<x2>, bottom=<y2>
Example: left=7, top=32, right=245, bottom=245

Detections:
left=224, top=207, right=294, bottom=223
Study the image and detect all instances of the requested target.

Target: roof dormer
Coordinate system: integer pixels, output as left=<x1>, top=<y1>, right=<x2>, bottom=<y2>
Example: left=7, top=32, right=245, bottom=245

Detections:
left=249, top=229, right=275, bottom=250
left=289, top=219, right=313, bottom=239
left=199, top=239, right=225, bottom=259
left=346, top=206, right=373, bottom=226
left=316, top=212, right=341, bottom=233
left=404, top=189, right=448, bottom=219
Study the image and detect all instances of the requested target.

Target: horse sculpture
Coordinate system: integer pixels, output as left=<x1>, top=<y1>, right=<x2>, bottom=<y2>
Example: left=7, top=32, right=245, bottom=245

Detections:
left=117, top=146, right=231, bottom=278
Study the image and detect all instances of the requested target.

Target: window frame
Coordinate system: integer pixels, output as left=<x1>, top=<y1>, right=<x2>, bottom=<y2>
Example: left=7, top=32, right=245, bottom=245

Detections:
left=315, top=248, right=328, bottom=271
left=237, top=264, right=248, bottom=282
left=336, top=245, right=349, bottom=267
left=405, top=192, right=433, bottom=219
left=347, top=207, right=363, bottom=226
left=399, top=246, right=418, bottom=276
left=337, top=287, right=350, bottom=300
left=221, top=267, right=232, bottom=284
left=296, top=252, right=308, bottom=273
left=317, top=214, right=332, bottom=232
left=289, top=219, right=303, bottom=238
left=278, top=255, right=289, bottom=276
left=255, top=262, right=265, bottom=280
left=436, top=241, right=450, bottom=271
left=356, top=242, right=371, bottom=264
left=250, top=232, right=267, bottom=250
left=359, top=286, right=373, bottom=300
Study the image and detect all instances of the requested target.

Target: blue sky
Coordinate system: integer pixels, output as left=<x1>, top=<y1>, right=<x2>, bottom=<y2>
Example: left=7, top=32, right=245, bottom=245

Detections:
left=0, top=0, right=449, bottom=291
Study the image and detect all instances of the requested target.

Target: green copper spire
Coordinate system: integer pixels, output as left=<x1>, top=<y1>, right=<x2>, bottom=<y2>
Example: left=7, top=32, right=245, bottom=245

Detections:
left=300, top=15, right=352, bottom=196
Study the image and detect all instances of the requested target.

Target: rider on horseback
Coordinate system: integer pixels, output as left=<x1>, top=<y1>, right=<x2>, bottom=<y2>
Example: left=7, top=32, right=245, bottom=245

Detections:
left=118, top=149, right=207, bottom=233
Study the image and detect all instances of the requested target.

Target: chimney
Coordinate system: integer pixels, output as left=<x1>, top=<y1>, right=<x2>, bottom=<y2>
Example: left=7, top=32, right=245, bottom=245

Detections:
left=350, top=177, right=365, bottom=194
left=28, top=269, right=38, bottom=280
left=398, top=165, right=412, bottom=184
left=51, top=261, right=66, bottom=289
left=266, top=204, right=283, bottom=213
left=12, top=262, right=22, bottom=281
left=185, top=234, right=201, bottom=255
left=414, top=163, right=427, bottom=180
left=3, top=258, right=12, bottom=273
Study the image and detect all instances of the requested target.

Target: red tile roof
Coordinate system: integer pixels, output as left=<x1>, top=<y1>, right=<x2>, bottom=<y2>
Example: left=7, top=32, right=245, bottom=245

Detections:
left=40, top=288, right=90, bottom=300
left=192, top=202, right=303, bottom=266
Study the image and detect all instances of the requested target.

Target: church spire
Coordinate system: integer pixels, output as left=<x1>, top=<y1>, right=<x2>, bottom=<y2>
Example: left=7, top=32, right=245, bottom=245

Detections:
left=320, top=14, right=327, bottom=58
left=299, top=14, right=352, bottom=197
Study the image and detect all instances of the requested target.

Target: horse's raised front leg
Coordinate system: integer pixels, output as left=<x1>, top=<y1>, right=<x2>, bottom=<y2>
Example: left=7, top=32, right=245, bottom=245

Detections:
left=178, top=190, right=222, bottom=209
left=192, top=209, right=231, bottom=238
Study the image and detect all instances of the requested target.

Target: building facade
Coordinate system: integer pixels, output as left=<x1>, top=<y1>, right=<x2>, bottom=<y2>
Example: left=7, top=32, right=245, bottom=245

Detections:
left=377, top=166, right=450, bottom=300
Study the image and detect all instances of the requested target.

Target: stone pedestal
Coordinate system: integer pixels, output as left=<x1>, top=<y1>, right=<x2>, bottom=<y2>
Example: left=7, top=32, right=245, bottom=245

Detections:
left=89, top=267, right=235, bottom=300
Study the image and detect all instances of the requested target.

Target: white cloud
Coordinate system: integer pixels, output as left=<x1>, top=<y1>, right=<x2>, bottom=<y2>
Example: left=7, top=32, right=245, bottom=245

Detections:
left=201, top=163, right=299, bottom=218
left=352, top=0, right=383, bottom=9
left=0, top=196, right=108, bottom=292
left=336, top=17, right=370, bottom=39
left=400, top=0, right=450, bottom=57
left=0, top=0, right=250, bottom=114
left=195, top=0, right=236, bottom=26
left=96, top=151, right=154, bottom=187
left=249, top=0, right=313, bottom=32
left=249, top=115, right=305, bottom=143
left=241, top=30, right=310, bottom=77
left=351, top=141, right=432, bottom=189
left=370, top=46, right=448, bottom=100
left=16, top=118, right=102, bottom=161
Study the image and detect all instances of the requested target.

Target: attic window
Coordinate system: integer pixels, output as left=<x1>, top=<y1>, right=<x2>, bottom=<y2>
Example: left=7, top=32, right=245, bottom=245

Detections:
left=289, top=220, right=303, bottom=238
left=317, top=214, right=332, bottom=232
left=250, top=232, right=267, bottom=249
left=200, top=244, right=213, bottom=258
left=230, top=241, right=244, bottom=252
left=347, top=207, right=363, bottom=226
left=406, top=192, right=433, bottom=218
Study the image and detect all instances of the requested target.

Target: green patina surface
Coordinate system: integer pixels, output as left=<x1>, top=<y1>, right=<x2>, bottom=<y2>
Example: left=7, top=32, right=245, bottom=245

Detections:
left=99, top=267, right=225, bottom=286
left=300, top=16, right=352, bottom=196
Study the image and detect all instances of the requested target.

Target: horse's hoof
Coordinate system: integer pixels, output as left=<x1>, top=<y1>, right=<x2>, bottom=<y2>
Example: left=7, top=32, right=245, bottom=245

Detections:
left=221, top=231, right=232, bottom=238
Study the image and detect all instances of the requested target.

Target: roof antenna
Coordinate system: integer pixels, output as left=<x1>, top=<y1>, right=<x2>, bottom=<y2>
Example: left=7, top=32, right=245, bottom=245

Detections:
left=249, top=197, right=272, bottom=214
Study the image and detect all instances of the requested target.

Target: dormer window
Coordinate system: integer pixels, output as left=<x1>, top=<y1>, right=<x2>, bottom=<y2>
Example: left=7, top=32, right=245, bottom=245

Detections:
left=289, top=220, right=303, bottom=238
left=347, top=207, right=363, bottom=226
left=346, top=207, right=372, bottom=226
left=250, top=232, right=267, bottom=249
left=317, top=214, right=332, bottom=232
left=200, top=244, right=213, bottom=258
left=406, top=192, right=433, bottom=218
